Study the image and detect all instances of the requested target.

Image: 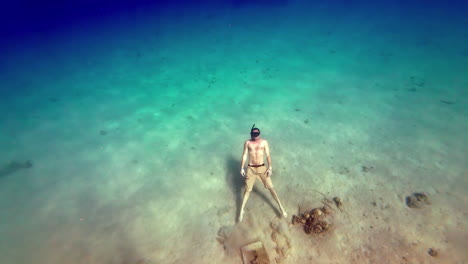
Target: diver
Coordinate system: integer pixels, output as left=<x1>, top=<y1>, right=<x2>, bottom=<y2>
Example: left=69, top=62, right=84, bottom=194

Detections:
left=238, top=124, right=288, bottom=222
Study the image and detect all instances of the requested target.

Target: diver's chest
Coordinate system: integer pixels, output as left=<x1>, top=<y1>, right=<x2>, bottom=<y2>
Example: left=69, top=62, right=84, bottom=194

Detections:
left=249, top=143, right=264, bottom=151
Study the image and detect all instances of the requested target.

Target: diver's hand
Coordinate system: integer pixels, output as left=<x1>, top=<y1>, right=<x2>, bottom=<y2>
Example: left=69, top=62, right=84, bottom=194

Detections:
left=266, top=168, right=272, bottom=177
left=241, top=168, right=246, bottom=177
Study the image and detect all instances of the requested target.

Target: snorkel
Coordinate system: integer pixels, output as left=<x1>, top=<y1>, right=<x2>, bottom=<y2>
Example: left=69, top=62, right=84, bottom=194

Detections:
left=250, top=124, right=261, bottom=140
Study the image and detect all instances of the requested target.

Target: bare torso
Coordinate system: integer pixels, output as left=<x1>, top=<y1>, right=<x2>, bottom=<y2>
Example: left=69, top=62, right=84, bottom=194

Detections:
left=246, top=139, right=267, bottom=165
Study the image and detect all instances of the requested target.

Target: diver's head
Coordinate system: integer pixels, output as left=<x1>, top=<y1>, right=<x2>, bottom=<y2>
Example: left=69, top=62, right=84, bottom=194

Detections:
left=250, top=124, right=261, bottom=139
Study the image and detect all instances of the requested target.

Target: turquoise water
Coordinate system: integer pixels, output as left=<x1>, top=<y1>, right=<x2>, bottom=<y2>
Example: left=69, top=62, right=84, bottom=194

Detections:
left=0, top=1, right=467, bottom=263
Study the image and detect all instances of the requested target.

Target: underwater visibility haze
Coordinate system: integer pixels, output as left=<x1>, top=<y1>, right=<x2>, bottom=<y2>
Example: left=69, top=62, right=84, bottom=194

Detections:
left=0, top=0, right=467, bottom=263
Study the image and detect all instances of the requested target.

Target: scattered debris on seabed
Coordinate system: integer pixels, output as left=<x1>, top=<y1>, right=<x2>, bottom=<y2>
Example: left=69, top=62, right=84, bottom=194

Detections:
left=406, top=192, right=430, bottom=208
left=428, top=248, right=439, bottom=257
left=292, top=192, right=344, bottom=236
left=240, top=241, right=270, bottom=264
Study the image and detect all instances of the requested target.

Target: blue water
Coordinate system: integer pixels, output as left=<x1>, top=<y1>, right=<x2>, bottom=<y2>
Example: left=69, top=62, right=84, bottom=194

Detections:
left=1, top=1, right=467, bottom=263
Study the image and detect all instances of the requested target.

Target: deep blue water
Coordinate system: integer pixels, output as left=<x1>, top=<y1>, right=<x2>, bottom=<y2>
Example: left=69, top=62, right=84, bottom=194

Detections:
left=2, top=0, right=467, bottom=38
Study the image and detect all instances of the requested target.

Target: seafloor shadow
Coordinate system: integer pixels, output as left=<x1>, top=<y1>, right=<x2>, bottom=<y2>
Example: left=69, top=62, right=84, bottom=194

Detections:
left=251, top=184, right=281, bottom=218
left=0, top=160, right=33, bottom=179
left=225, top=157, right=280, bottom=221
left=226, top=157, right=244, bottom=221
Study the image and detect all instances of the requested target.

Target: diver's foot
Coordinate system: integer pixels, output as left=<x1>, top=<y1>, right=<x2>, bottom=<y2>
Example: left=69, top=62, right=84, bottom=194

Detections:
left=281, top=209, right=288, bottom=218
left=238, top=210, right=244, bottom=222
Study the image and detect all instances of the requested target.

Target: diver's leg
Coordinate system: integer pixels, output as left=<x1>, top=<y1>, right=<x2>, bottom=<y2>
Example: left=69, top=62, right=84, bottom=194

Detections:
left=239, top=168, right=255, bottom=222
left=238, top=190, right=251, bottom=222
left=262, top=173, right=288, bottom=218
left=268, top=188, right=288, bottom=218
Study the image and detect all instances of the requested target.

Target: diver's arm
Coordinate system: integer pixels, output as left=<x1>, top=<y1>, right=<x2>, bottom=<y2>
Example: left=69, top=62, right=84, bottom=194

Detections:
left=264, top=140, right=272, bottom=175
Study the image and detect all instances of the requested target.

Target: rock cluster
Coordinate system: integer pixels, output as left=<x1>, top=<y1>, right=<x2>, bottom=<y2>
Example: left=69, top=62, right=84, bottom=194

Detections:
left=292, top=207, right=333, bottom=235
